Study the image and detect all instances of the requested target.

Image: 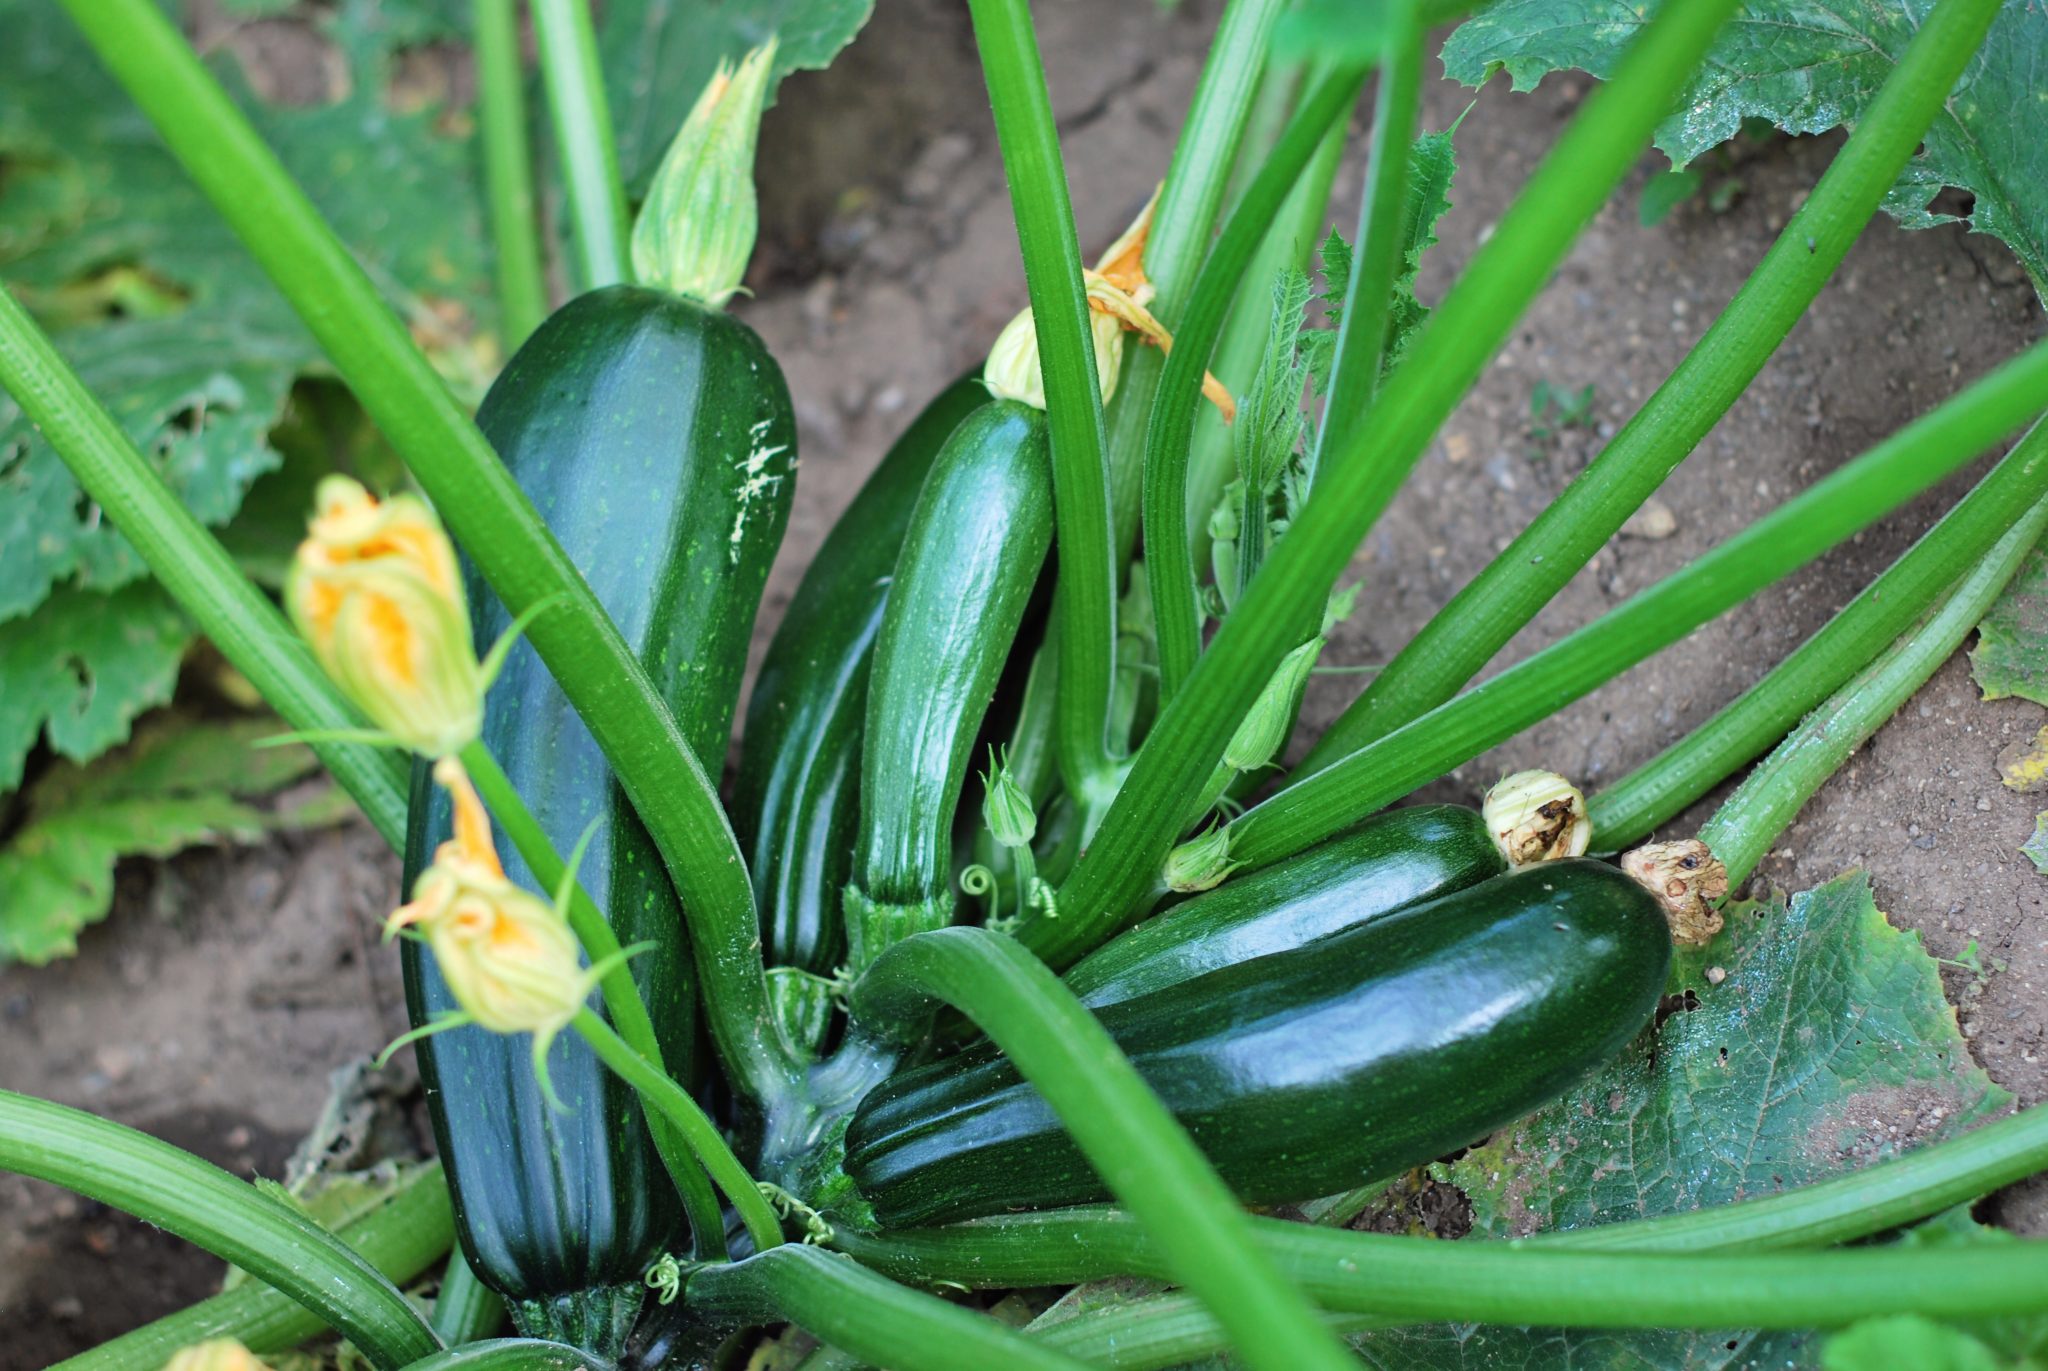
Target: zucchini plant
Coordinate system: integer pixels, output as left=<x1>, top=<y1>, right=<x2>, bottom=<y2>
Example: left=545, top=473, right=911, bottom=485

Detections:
left=5, top=0, right=2048, bottom=1369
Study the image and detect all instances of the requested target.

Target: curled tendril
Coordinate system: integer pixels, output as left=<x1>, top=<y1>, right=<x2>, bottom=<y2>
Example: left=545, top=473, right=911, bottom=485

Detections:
left=960, top=863, right=1002, bottom=926
left=644, top=1252, right=685, bottom=1305
left=758, top=1181, right=835, bottom=1244
left=1029, top=877, right=1059, bottom=920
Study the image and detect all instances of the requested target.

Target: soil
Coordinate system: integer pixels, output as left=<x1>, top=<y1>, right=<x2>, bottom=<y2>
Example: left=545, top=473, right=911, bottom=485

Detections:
left=4, top=0, right=2046, bottom=1361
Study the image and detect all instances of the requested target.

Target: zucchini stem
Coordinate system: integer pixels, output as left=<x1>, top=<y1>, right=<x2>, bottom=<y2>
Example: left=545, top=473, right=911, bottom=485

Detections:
left=852, top=928, right=1362, bottom=1371
left=1219, top=341, right=2048, bottom=876
left=1592, top=416, right=2048, bottom=848
left=475, top=0, right=549, bottom=347
left=458, top=743, right=729, bottom=1260
left=1034, top=0, right=1746, bottom=970
left=45, top=1163, right=453, bottom=1371
left=530, top=0, right=630, bottom=292
left=965, top=0, right=1121, bottom=793
left=0, top=1091, right=442, bottom=1370
left=1146, top=68, right=1370, bottom=706
left=1296, top=0, right=2008, bottom=776
left=842, top=1162, right=2048, bottom=1331
left=571, top=1011, right=786, bottom=1255
left=1100, top=0, right=1290, bottom=558
left=685, top=1244, right=1096, bottom=1371
left=1701, top=489, right=2048, bottom=888
left=1310, top=6, right=1424, bottom=472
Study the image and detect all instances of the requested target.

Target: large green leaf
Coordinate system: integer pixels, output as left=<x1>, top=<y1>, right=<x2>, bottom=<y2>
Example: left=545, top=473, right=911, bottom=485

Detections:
left=1971, top=544, right=2048, bottom=707
left=0, top=715, right=345, bottom=965
left=1440, top=0, right=2048, bottom=300
left=0, top=581, right=187, bottom=790
left=599, top=0, right=877, bottom=187
left=0, top=0, right=495, bottom=773
left=1350, top=872, right=2008, bottom=1370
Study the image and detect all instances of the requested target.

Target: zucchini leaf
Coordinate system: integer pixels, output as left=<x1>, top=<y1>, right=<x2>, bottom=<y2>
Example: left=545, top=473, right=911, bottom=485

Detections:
left=1440, top=0, right=2048, bottom=302
left=0, top=715, right=347, bottom=965
left=0, top=0, right=495, bottom=778
left=1971, top=543, right=2048, bottom=707
left=1352, top=871, right=2007, bottom=1370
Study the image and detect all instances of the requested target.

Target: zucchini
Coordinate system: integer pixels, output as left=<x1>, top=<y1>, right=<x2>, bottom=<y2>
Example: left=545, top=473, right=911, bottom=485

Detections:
left=1065, top=804, right=1504, bottom=1009
left=843, top=399, right=1054, bottom=973
left=735, top=376, right=988, bottom=980
left=403, top=285, right=795, bottom=1350
left=844, top=859, right=1670, bottom=1227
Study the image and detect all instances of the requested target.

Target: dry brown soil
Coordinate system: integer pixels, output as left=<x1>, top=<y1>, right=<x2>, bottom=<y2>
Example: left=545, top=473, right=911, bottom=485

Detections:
left=4, top=0, right=2045, bottom=1361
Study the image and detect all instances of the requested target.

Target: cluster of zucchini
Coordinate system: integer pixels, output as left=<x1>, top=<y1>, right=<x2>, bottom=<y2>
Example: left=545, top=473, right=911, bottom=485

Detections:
left=399, top=264, right=1679, bottom=1353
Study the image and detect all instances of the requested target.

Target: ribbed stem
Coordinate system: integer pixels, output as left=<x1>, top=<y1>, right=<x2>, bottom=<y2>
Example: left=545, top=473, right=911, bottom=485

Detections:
left=1220, top=341, right=2048, bottom=874
left=475, top=0, right=549, bottom=346
left=1298, top=0, right=2007, bottom=774
left=530, top=0, right=629, bottom=291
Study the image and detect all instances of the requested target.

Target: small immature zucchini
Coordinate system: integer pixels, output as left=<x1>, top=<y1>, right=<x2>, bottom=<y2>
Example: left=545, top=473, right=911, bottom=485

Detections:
left=845, top=860, right=1670, bottom=1227
left=404, top=285, right=794, bottom=1350
left=843, top=399, right=1054, bottom=972
left=1065, top=804, right=1505, bottom=1009
left=735, top=377, right=988, bottom=979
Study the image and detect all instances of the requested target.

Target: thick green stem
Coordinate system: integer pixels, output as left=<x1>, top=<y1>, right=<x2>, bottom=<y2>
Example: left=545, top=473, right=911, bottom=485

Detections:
left=841, top=1205, right=2048, bottom=1330
left=457, top=743, right=727, bottom=1258
left=57, top=0, right=794, bottom=1106
left=966, top=0, right=1119, bottom=794
left=1187, top=70, right=1348, bottom=564
left=1221, top=341, right=2048, bottom=873
left=1029, top=0, right=1744, bottom=968
left=686, top=1245, right=1095, bottom=1371
left=475, top=0, right=550, bottom=347
left=530, top=0, right=629, bottom=292
left=1146, top=68, right=1369, bottom=704
left=431, top=1252, right=506, bottom=1343
left=0, top=1091, right=441, bottom=1370
left=1311, top=6, right=1423, bottom=468
left=1299, top=0, right=2006, bottom=774
left=1702, top=494, right=2048, bottom=887
left=0, top=284, right=409, bottom=846
left=52, top=1163, right=453, bottom=1371
left=1103, top=0, right=1288, bottom=557
left=1592, top=415, right=2048, bottom=848
left=394, top=1341, right=610, bottom=1371
left=852, top=928, right=1358, bottom=1371
left=570, top=1009, right=784, bottom=1255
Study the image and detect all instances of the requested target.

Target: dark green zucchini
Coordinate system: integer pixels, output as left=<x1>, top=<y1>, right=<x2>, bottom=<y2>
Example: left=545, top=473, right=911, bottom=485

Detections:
left=403, top=285, right=795, bottom=1351
left=734, top=376, right=987, bottom=980
left=1065, top=804, right=1504, bottom=1009
left=844, top=860, right=1670, bottom=1227
left=843, top=399, right=1054, bottom=973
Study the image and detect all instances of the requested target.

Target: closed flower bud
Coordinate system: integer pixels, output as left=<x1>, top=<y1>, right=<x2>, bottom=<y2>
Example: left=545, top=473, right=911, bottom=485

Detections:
left=984, top=190, right=1233, bottom=417
left=287, top=475, right=481, bottom=758
left=1222, top=637, right=1323, bottom=773
left=981, top=750, right=1037, bottom=850
left=1482, top=769, right=1591, bottom=867
left=388, top=759, right=589, bottom=1042
left=1164, top=823, right=1240, bottom=894
left=632, top=37, right=778, bottom=306
left=165, top=1341, right=270, bottom=1371
left=985, top=301, right=1124, bottom=410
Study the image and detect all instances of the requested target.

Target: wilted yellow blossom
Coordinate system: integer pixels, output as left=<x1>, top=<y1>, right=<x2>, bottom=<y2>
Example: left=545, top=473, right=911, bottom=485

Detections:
left=388, top=758, right=590, bottom=1049
left=286, top=475, right=481, bottom=758
left=985, top=190, right=1234, bottom=418
left=164, top=1340, right=271, bottom=1371
left=632, top=36, right=779, bottom=306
